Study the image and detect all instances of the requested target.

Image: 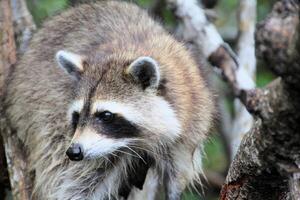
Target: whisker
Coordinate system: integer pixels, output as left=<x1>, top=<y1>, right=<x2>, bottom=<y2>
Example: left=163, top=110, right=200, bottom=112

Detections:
left=102, top=155, right=116, bottom=169
left=114, top=149, right=139, bottom=158
left=124, top=146, right=147, bottom=164
left=128, top=145, right=162, bottom=159
left=109, top=151, right=120, bottom=158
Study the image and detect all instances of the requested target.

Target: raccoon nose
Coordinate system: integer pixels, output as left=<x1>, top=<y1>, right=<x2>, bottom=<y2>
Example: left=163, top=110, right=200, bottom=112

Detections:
left=66, top=143, right=83, bottom=161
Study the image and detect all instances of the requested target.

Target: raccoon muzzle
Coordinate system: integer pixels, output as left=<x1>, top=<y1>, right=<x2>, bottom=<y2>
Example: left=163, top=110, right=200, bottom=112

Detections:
left=66, top=143, right=84, bottom=161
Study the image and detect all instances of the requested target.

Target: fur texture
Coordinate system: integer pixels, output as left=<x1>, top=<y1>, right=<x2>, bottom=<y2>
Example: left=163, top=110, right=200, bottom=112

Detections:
left=5, top=1, right=214, bottom=199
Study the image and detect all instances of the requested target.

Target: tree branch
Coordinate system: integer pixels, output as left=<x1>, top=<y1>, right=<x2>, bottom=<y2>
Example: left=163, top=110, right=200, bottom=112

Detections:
left=167, top=0, right=255, bottom=96
left=221, top=0, right=300, bottom=199
left=231, top=0, right=256, bottom=158
left=11, top=0, right=36, bottom=54
left=0, top=0, right=35, bottom=199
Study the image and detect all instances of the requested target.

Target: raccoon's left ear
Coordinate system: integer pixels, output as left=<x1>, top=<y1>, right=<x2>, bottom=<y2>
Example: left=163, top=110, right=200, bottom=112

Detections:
left=126, top=56, right=160, bottom=89
left=55, top=50, right=85, bottom=79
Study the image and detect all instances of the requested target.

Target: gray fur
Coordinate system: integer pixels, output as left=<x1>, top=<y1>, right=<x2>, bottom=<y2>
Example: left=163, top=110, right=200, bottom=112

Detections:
left=5, top=1, right=215, bottom=199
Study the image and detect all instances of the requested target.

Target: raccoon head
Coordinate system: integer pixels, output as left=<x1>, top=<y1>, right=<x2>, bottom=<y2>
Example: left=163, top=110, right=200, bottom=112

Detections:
left=56, top=50, right=181, bottom=161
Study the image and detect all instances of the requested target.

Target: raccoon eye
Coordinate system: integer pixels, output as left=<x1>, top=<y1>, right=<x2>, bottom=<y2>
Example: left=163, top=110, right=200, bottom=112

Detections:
left=95, top=111, right=115, bottom=123
left=72, top=111, right=80, bottom=129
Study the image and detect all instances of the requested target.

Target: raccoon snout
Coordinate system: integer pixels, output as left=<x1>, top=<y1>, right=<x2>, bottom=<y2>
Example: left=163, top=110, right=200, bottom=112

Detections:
left=66, top=143, right=84, bottom=161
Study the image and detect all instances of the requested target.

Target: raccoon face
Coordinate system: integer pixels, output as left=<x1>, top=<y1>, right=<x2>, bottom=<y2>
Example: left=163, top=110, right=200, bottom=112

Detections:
left=56, top=50, right=181, bottom=161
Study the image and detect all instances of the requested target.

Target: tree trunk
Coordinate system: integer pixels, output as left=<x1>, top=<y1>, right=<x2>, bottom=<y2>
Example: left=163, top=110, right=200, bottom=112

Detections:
left=0, top=0, right=35, bottom=199
left=221, top=0, right=300, bottom=199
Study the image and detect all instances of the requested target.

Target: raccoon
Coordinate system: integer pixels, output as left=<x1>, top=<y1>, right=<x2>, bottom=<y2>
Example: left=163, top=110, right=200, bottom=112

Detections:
left=5, top=1, right=214, bottom=200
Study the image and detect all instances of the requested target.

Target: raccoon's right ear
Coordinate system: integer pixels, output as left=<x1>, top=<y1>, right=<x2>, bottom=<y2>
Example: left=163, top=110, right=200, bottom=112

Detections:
left=56, top=50, right=85, bottom=79
left=125, top=56, right=160, bottom=90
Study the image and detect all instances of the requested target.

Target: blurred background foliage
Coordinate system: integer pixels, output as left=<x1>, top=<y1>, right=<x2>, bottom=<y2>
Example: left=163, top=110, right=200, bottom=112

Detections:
left=25, top=0, right=276, bottom=199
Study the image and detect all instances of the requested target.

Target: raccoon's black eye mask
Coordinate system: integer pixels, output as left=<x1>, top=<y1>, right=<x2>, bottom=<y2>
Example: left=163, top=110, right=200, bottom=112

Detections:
left=94, top=111, right=115, bottom=123
left=92, top=112, right=140, bottom=139
left=71, top=110, right=140, bottom=138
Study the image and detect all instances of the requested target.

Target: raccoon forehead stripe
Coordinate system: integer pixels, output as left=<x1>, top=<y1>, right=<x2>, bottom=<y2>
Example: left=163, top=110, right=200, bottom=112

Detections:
left=67, top=99, right=84, bottom=120
left=92, top=99, right=182, bottom=140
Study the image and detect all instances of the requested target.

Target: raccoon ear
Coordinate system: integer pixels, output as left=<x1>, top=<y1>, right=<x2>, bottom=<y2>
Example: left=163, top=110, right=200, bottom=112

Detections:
left=56, top=50, right=84, bottom=79
left=126, top=56, right=160, bottom=89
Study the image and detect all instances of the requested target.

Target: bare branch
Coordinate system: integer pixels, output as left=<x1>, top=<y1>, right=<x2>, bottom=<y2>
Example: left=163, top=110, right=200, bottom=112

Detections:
left=11, top=0, right=36, bottom=54
left=167, top=0, right=255, bottom=96
left=231, top=0, right=256, bottom=158
left=0, top=0, right=35, bottom=199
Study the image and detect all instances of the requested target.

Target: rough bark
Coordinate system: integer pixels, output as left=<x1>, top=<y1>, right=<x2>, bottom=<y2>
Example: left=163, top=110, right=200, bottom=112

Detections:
left=0, top=0, right=34, bottom=199
left=221, top=0, right=300, bottom=199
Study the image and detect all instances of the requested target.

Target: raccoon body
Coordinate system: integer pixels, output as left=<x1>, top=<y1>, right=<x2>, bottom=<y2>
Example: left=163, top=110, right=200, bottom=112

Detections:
left=5, top=1, right=214, bottom=200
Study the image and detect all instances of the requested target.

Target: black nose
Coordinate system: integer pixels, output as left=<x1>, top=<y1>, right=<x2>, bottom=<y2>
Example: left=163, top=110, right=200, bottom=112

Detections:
left=66, top=143, right=83, bottom=161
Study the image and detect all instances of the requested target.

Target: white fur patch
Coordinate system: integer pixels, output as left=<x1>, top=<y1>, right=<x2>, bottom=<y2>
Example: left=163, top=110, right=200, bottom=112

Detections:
left=67, top=99, right=84, bottom=121
left=172, top=145, right=195, bottom=182
left=91, top=97, right=181, bottom=141
left=73, top=128, right=128, bottom=158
